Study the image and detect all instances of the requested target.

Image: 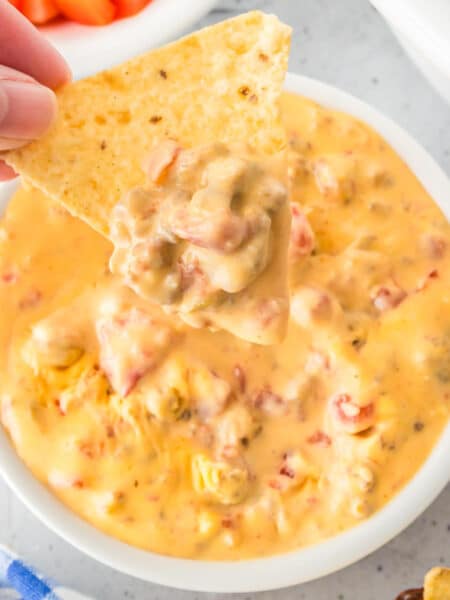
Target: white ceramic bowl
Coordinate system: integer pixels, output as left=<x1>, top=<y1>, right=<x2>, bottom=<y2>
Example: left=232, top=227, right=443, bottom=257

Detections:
left=0, top=73, right=449, bottom=593
left=370, top=0, right=450, bottom=106
left=39, top=0, right=219, bottom=79
left=394, top=33, right=450, bottom=105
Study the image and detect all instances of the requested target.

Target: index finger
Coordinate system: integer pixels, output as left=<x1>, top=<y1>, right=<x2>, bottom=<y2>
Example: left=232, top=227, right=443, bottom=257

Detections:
left=0, top=1, right=71, bottom=89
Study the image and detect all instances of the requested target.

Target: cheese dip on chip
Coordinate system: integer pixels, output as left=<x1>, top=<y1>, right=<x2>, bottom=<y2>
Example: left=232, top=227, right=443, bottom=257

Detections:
left=109, top=142, right=291, bottom=343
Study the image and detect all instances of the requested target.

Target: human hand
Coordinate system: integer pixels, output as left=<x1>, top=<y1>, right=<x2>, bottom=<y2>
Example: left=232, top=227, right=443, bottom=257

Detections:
left=0, top=1, right=71, bottom=181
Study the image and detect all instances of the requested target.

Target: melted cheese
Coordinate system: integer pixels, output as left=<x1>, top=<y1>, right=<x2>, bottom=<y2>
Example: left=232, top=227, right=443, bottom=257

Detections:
left=109, top=141, right=291, bottom=345
left=0, top=93, right=449, bottom=560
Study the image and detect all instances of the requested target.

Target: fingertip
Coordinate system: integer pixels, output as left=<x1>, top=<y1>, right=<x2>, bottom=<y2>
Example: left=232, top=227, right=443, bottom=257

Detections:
left=0, top=79, right=57, bottom=141
left=0, top=161, right=17, bottom=181
left=47, top=52, right=72, bottom=89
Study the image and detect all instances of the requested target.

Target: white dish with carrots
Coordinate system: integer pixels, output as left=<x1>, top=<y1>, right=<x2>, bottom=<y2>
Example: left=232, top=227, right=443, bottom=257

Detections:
left=8, top=0, right=219, bottom=79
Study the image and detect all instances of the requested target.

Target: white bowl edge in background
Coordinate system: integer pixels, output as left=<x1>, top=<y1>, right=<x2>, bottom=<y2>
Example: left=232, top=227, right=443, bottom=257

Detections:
left=393, top=29, right=450, bottom=106
left=0, top=73, right=449, bottom=593
left=39, top=0, right=219, bottom=79
left=370, top=0, right=450, bottom=105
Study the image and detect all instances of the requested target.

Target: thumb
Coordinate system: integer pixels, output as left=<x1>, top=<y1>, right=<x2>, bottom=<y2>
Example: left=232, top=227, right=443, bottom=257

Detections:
left=0, top=65, right=57, bottom=151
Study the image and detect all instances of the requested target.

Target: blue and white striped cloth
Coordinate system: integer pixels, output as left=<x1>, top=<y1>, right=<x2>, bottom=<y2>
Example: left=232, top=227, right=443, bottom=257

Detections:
left=0, top=546, right=90, bottom=600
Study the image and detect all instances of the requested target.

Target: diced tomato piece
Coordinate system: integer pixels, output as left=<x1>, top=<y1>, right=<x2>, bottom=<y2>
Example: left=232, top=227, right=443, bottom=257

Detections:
left=279, top=464, right=295, bottom=478
left=330, top=393, right=375, bottom=434
left=307, top=430, right=332, bottom=447
left=54, top=0, right=116, bottom=25
left=370, top=280, right=406, bottom=313
left=251, top=387, right=286, bottom=416
left=20, top=0, right=60, bottom=24
left=289, top=203, right=315, bottom=260
left=8, top=0, right=21, bottom=8
left=1, top=270, right=19, bottom=284
left=269, top=451, right=309, bottom=492
left=115, top=0, right=152, bottom=19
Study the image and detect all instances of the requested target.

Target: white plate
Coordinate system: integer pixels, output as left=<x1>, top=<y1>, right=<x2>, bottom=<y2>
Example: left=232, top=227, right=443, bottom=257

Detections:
left=39, top=0, right=219, bottom=79
left=0, top=73, right=449, bottom=593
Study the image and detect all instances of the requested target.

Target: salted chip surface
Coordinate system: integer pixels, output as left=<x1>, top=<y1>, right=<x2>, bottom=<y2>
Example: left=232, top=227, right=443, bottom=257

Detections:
left=3, top=11, right=291, bottom=236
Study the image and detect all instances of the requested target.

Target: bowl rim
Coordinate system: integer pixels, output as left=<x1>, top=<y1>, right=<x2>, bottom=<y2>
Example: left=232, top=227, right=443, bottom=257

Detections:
left=0, top=72, right=449, bottom=593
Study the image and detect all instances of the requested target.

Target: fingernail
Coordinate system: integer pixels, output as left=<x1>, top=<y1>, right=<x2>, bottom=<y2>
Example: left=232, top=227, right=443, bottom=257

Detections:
left=0, top=79, right=56, bottom=141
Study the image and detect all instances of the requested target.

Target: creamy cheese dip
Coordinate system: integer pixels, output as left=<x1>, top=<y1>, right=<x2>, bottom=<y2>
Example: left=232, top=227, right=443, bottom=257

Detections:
left=0, top=93, right=448, bottom=560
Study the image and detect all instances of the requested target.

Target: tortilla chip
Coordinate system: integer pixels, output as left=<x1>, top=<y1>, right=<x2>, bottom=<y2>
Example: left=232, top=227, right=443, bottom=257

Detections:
left=4, top=11, right=291, bottom=237
left=424, top=567, right=450, bottom=600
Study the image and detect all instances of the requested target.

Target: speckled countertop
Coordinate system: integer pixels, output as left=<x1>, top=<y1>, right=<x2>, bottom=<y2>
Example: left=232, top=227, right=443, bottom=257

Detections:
left=1, top=1, right=449, bottom=598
